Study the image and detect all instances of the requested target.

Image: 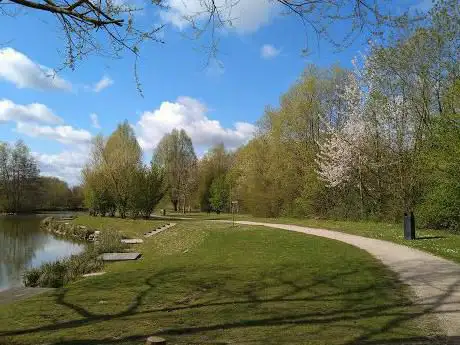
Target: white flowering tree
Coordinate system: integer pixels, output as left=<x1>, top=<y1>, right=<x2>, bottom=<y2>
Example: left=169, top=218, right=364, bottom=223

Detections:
left=315, top=72, right=369, bottom=214
left=316, top=73, right=367, bottom=184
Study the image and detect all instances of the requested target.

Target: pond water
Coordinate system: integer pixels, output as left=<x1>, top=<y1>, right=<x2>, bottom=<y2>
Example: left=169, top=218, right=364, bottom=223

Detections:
left=0, top=215, right=84, bottom=291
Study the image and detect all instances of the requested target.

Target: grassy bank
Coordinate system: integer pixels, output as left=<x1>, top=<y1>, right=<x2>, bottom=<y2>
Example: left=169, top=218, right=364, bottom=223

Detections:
left=72, top=215, right=168, bottom=238
left=170, top=212, right=460, bottom=264
left=0, top=218, right=443, bottom=344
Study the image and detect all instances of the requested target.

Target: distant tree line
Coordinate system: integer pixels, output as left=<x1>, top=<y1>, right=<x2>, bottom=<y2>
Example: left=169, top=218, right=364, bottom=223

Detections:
left=227, top=3, right=459, bottom=231
left=36, top=177, right=84, bottom=211
left=82, top=123, right=235, bottom=217
left=82, top=2, right=458, bottom=231
left=0, top=141, right=84, bottom=213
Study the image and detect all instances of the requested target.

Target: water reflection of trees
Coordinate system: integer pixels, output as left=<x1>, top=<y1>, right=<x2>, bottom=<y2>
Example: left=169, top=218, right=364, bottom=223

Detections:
left=0, top=216, right=48, bottom=289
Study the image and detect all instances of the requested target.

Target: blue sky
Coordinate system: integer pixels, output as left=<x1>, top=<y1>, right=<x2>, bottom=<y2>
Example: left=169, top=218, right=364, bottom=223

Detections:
left=0, top=0, right=430, bottom=185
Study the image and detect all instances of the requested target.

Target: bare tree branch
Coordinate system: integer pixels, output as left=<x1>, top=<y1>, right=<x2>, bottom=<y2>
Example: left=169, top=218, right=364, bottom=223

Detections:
left=0, top=0, right=428, bottom=92
left=9, top=0, right=123, bottom=26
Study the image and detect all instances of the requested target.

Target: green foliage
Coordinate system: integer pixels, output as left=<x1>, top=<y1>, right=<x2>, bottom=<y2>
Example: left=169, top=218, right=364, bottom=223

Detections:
left=232, top=67, right=346, bottom=217
left=83, top=123, right=167, bottom=218
left=417, top=113, right=460, bottom=231
left=76, top=2, right=458, bottom=229
left=227, top=7, right=459, bottom=228
left=196, top=143, right=232, bottom=212
left=129, top=163, right=167, bottom=218
left=104, top=121, right=143, bottom=218
left=22, top=254, right=104, bottom=288
left=0, top=140, right=39, bottom=213
left=21, top=267, right=41, bottom=287
left=0, top=141, right=82, bottom=212
left=93, top=230, right=127, bottom=254
left=209, top=174, right=229, bottom=213
left=33, top=176, right=84, bottom=210
left=154, top=129, right=197, bottom=212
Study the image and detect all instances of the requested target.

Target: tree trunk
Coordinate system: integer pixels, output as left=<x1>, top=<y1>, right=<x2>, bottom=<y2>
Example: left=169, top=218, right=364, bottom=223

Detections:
left=358, top=155, right=364, bottom=218
left=172, top=200, right=178, bottom=212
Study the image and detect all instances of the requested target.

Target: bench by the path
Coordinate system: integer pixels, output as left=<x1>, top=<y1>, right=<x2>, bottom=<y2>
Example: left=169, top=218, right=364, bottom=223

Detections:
left=144, top=223, right=176, bottom=238
left=229, top=220, right=460, bottom=337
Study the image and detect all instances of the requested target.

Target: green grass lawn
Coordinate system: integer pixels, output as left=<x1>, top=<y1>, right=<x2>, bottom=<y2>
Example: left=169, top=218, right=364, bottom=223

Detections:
left=170, top=212, right=460, bottom=264
left=0, top=218, right=442, bottom=345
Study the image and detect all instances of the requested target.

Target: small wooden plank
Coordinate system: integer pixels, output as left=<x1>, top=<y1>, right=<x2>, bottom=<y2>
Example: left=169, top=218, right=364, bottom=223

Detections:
left=98, top=253, right=141, bottom=261
left=121, top=239, right=144, bottom=244
left=82, top=271, right=106, bottom=277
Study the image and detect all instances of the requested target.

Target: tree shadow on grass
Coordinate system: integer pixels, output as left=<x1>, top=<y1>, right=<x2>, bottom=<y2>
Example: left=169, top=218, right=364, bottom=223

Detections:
left=1, top=262, right=459, bottom=345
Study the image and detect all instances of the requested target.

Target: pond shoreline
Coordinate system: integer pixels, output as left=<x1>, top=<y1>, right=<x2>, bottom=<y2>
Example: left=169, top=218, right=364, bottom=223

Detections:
left=40, top=216, right=100, bottom=242
left=0, top=209, right=87, bottom=216
left=0, top=216, right=85, bottom=291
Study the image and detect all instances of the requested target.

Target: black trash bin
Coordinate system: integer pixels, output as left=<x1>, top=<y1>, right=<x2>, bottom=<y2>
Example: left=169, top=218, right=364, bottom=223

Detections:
left=404, top=212, right=416, bottom=240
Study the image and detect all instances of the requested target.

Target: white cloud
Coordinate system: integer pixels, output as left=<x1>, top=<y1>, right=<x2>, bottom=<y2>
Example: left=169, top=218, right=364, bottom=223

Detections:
left=16, top=122, right=92, bottom=145
left=161, top=0, right=276, bottom=34
left=136, top=96, right=255, bottom=151
left=0, top=99, right=63, bottom=124
left=90, top=113, right=100, bottom=129
left=33, top=150, right=88, bottom=185
left=93, top=76, right=114, bottom=92
left=261, top=44, right=280, bottom=59
left=0, top=48, right=71, bottom=91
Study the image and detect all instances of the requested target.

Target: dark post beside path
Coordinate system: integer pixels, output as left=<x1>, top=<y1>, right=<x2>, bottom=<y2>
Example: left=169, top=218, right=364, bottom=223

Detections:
left=404, top=212, right=416, bottom=240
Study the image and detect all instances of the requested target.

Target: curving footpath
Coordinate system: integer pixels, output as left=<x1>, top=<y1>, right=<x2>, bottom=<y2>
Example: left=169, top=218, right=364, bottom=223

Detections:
left=234, top=221, right=460, bottom=337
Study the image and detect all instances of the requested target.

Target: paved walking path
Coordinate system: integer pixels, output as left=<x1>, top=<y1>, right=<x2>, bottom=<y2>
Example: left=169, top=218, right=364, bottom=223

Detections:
left=234, top=220, right=460, bottom=337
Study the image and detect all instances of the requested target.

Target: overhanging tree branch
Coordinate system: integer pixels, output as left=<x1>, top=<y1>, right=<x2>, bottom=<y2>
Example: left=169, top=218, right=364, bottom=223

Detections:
left=9, top=0, right=123, bottom=26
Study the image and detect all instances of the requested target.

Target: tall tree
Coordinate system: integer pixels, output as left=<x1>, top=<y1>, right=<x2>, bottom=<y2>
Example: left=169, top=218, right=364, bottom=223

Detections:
left=316, top=73, right=369, bottom=216
left=82, top=135, right=115, bottom=216
left=102, top=121, right=143, bottom=218
left=0, top=141, right=39, bottom=213
left=196, top=143, right=232, bottom=212
left=417, top=112, right=460, bottom=230
left=154, top=129, right=197, bottom=212
left=209, top=175, right=229, bottom=213
left=129, top=163, right=167, bottom=218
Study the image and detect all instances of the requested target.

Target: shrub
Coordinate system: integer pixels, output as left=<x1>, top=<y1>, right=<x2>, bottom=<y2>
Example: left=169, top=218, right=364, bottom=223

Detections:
left=417, top=114, right=460, bottom=233
left=36, top=260, right=68, bottom=288
left=95, top=230, right=127, bottom=254
left=65, top=250, right=104, bottom=281
left=22, top=268, right=41, bottom=287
